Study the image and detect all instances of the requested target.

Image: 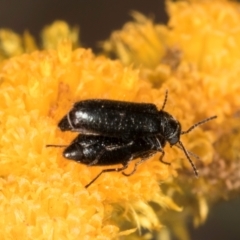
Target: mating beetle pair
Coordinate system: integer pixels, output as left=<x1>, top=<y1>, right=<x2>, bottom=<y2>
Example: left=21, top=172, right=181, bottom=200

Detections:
left=47, top=91, right=216, bottom=188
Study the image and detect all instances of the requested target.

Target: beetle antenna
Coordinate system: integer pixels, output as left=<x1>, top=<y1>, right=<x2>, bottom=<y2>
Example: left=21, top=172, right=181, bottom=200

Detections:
left=178, top=141, right=198, bottom=177
left=161, top=90, right=168, bottom=111
left=181, top=115, right=217, bottom=135
left=46, top=144, right=68, bottom=148
left=175, top=144, right=200, bottom=161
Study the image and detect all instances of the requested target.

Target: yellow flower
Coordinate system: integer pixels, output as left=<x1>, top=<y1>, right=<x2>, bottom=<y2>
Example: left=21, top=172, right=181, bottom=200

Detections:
left=0, top=41, right=182, bottom=239
left=41, top=21, right=80, bottom=50
left=167, top=0, right=240, bottom=72
left=102, top=11, right=169, bottom=69
left=0, top=29, right=37, bottom=60
left=0, top=21, right=80, bottom=61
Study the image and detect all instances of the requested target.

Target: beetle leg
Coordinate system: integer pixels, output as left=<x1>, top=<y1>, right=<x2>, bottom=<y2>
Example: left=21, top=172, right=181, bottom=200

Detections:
left=85, top=162, right=129, bottom=188
left=159, top=150, right=171, bottom=165
left=122, top=159, right=143, bottom=176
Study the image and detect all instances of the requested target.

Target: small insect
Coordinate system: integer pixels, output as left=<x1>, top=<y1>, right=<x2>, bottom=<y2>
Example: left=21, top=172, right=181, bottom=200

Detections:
left=47, top=134, right=166, bottom=188
left=47, top=91, right=217, bottom=188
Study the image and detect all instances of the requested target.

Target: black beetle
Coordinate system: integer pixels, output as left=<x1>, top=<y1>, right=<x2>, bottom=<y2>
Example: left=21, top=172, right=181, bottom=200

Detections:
left=47, top=134, right=166, bottom=188
left=47, top=91, right=217, bottom=188
left=58, top=96, right=180, bottom=141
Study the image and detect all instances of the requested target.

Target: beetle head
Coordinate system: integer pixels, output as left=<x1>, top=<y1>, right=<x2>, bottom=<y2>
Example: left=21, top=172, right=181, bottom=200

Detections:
left=160, top=111, right=181, bottom=146
left=159, top=90, right=181, bottom=145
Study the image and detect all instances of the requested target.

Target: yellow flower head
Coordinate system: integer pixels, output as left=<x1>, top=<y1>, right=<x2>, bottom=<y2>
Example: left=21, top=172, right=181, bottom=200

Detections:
left=41, top=21, right=80, bottom=50
left=0, top=41, right=183, bottom=239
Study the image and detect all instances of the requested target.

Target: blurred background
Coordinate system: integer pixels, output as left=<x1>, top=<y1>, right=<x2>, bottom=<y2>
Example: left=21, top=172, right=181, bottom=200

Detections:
left=0, top=0, right=239, bottom=239
left=0, top=0, right=167, bottom=52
